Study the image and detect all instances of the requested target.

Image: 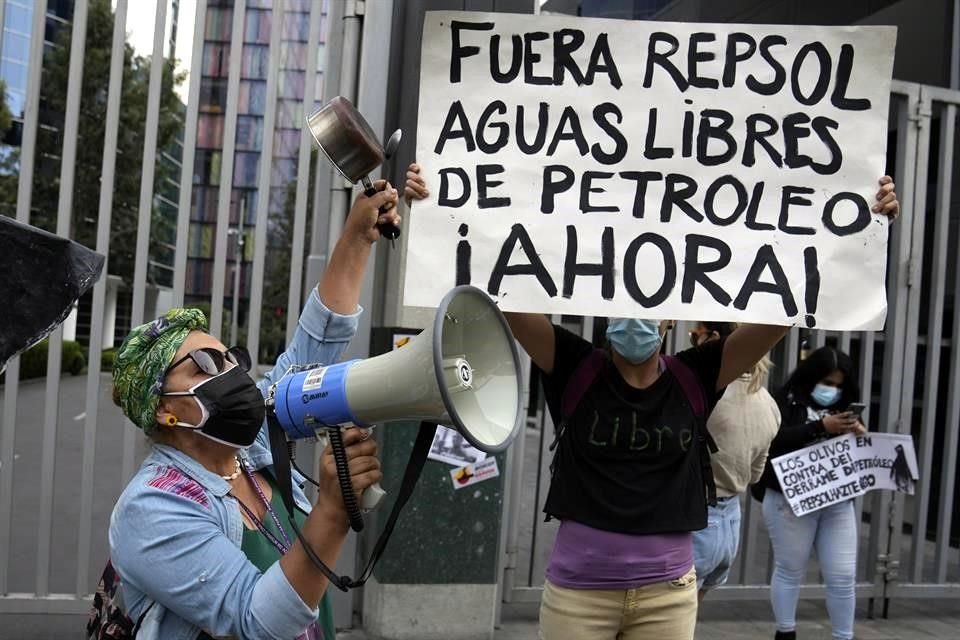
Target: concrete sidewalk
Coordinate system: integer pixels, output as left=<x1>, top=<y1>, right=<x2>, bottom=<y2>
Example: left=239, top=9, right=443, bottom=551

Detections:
left=491, top=599, right=960, bottom=640
left=337, top=598, right=960, bottom=640
left=5, top=596, right=959, bottom=639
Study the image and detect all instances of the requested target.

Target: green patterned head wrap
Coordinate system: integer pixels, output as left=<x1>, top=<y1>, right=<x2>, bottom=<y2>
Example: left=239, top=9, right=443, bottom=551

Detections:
left=112, top=308, right=209, bottom=435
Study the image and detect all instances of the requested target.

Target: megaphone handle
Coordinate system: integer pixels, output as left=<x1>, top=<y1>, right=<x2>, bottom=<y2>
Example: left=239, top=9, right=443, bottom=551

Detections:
left=327, top=427, right=365, bottom=532
left=362, top=178, right=401, bottom=242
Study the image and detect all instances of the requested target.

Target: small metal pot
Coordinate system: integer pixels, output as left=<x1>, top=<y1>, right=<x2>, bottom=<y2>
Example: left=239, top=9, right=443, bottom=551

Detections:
left=306, top=96, right=384, bottom=184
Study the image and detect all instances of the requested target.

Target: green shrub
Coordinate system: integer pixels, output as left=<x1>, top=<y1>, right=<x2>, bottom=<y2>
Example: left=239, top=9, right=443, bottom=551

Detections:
left=19, top=340, right=49, bottom=379
left=16, top=339, right=87, bottom=380
left=100, top=349, right=116, bottom=372
left=63, top=341, right=86, bottom=375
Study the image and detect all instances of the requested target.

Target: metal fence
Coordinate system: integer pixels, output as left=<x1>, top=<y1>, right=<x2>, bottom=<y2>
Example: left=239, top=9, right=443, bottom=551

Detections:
left=0, top=0, right=346, bottom=617
left=499, top=80, right=960, bottom=612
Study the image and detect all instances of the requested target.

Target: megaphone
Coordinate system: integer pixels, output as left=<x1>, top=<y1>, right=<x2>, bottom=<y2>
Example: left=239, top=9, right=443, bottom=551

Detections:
left=268, top=283, right=522, bottom=461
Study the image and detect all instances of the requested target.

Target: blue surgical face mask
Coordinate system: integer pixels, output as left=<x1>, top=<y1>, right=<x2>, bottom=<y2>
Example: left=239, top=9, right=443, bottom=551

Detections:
left=606, top=318, right=662, bottom=365
left=811, top=383, right=841, bottom=407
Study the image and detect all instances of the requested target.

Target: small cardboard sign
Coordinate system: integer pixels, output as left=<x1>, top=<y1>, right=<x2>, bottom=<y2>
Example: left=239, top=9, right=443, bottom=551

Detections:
left=450, top=457, right=500, bottom=490
left=771, top=433, right=919, bottom=516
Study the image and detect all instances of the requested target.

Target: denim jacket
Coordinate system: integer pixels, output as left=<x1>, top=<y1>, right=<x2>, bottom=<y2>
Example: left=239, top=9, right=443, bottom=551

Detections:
left=109, top=289, right=360, bottom=640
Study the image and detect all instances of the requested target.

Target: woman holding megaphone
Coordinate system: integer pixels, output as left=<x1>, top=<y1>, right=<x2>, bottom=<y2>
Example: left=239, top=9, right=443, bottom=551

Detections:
left=405, top=167, right=899, bottom=640
left=95, top=177, right=408, bottom=640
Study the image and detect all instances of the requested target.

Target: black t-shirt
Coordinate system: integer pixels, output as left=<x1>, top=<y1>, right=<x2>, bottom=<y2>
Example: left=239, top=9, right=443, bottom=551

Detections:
left=541, top=326, right=725, bottom=534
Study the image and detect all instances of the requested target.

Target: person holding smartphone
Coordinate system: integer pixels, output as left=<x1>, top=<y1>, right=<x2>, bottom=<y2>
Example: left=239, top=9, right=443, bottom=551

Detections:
left=753, top=346, right=867, bottom=640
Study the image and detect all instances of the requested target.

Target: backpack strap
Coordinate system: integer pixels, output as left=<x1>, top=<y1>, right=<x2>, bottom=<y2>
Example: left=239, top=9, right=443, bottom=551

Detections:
left=662, top=354, right=719, bottom=506
left=561, top=349, right=608, bottom=423
left=548, top=348, right=607, bottom=458
left=661, top=355, right=707, bottom=419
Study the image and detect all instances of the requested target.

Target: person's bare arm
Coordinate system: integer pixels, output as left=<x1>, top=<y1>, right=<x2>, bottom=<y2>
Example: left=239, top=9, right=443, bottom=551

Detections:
left=717, top=325, right=789, bottom=391
left=280, top=428, right=380, bottom=607
left=318, top=184, right=399, bottom=314
left=718, top=176, right=901, bottom=391
left=504, top=312, right=556, bottom=374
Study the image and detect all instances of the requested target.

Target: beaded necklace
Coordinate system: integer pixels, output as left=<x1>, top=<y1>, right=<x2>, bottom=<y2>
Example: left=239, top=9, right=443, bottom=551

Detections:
left=237, top=459, right=292, bottom=554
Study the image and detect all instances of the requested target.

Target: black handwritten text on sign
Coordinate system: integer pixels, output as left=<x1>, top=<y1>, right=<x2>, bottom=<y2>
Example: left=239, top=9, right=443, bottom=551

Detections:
left=405, top=12, right=897, bottom=329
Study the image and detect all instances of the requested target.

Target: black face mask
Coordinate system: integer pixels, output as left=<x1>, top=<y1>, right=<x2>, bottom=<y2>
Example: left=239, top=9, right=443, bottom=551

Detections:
left=164, top=366, right=266, bottom=447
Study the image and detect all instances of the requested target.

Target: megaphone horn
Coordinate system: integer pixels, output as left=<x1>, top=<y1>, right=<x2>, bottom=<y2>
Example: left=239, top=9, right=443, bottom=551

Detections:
left=269, top=286, right=523, bottom=454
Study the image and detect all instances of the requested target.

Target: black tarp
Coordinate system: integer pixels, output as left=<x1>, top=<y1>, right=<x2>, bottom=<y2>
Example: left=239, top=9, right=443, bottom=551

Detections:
left=1, top=216, right=105, bottom=371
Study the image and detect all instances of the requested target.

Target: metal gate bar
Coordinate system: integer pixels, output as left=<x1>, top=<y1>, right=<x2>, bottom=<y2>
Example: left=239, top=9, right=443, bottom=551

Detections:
left=888, top=84, right=960, bottom=598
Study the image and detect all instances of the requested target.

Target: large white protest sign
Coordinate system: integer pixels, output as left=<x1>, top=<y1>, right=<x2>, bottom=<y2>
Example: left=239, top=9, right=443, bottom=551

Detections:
left=404, top=12, right=897, bottom=329
left=771, top=433, right=918, bottom=517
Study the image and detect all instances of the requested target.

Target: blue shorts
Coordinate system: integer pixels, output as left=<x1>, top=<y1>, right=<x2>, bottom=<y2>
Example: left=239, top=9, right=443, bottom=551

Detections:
left=693, top=496, right=742, bottom=590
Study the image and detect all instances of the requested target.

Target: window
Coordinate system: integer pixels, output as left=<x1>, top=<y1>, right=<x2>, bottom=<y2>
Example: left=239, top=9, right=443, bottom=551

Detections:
left=187, top=224, right=215, bottom=259
left=0, top=60, right=27, bottom=93
left=282, top=12, right=308, bottom=42
left=5, top=88, right=25, bottom=117
left=44, top=15, right=68, bottom=46
left=233, top=152, right=260, bottom=187
left=194, top=150, right=223, bottom=186
left=269, top=187, right=288, bottom=214
left=271, top=157, right=297, bottom=186
left=231, top=189, right=258, bottom=225
left=273, top=129, right=300, bottom=158
left=185, top=259, right=214, bottom=296
left=197, top=114, right=225, bottom=148
left=244, top=10, right=271, bottom=44
left=285, top=0, right=312, bottom=12
left=278, top=70, right=304, bottom=99
left=238, top=80, right=266, bottom=115
left=4, top=4, right=32, bottom=35
left=241, top=45, right=269, bottom=79
left=235, top=115, right=263, bottom=151
left=1, top=32, right=30, bottom=64
left=202, top=43, right=230, bottom=77
left=280, top=41, right=306, bottom=69
left=276, top=100, right=302, bottom=128
left=191, top=187, right=220, bottom=223
left=318, top=12, right=328, bottom=49
left=205, top=7, right=233, bottom=42
left=200, top=78, right=228, bottom=113
left=314, top=76, right=325, bottom=103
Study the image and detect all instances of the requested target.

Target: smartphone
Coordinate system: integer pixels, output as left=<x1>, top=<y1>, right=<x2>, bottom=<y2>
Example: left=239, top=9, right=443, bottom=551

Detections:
left=847, top=402, right=867, bottom=418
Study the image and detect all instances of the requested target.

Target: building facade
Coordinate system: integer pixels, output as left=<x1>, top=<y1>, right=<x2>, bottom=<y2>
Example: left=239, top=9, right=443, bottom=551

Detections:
left=186, top=0, right=328, bottom=340
left=0, top=0, right=73, bottom=158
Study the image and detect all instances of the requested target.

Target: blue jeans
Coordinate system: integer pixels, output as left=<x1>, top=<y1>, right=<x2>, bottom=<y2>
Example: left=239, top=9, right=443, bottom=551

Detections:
left=693, top=496, right=741, bottom=590
left=762, top=490, right=857, bottom=640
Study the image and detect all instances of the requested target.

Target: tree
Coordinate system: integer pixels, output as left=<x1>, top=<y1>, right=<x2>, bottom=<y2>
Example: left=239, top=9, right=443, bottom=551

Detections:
left=0, top=80, right=11, bottom=139
left=0, top=81, right=19, bottom=219
left=29, top=0, right=185, bottom=282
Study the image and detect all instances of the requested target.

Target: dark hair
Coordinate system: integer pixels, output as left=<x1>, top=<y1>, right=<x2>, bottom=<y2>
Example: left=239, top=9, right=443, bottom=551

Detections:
left=777, top=346, right=860, bottom=409
left=698, top=321, right=737, bottom=338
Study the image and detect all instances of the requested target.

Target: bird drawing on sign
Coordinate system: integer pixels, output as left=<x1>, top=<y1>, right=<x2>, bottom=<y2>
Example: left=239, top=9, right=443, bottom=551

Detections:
left=890, top=444, right=915, bottom=492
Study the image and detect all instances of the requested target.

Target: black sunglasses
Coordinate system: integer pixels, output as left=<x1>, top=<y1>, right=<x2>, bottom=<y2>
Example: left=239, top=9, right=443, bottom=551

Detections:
left=165, top=346, right=252, bottom=377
